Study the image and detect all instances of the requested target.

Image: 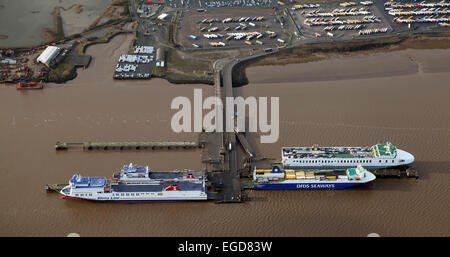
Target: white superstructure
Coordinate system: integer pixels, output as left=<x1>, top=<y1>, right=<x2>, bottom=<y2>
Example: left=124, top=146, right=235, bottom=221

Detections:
left=282, top=142, right=414, bottom=170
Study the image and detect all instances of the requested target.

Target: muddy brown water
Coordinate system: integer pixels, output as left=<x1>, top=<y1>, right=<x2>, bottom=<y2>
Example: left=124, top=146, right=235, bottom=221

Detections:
left=0, top=0, right=110, bottom=48
left=0, top=35, right=449, bottom=236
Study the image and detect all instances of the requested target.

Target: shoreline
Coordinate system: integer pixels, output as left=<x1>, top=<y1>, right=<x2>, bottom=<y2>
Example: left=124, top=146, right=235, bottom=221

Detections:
left=0, top=0, right=128, bottom=50
left=2, top=4, right=450, bottom=86
left=145, top=32, right=450, bottom=86
left=144, top=32, right=450, bottom=86
left=245, top=48, right=450, bottom=84
left=2, top=31, right=450, bottom=85
left=230, top=33, right=450, bottom=86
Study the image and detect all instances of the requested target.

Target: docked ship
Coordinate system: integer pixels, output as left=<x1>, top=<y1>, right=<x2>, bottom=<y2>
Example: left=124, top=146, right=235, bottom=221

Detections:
left=282, top=142, right=414, bottom=170
left=16, top=81, right=44, bottom=90
left=253, top=166, right=376, bottom=190
left=60, top=164, right=207, bottom=201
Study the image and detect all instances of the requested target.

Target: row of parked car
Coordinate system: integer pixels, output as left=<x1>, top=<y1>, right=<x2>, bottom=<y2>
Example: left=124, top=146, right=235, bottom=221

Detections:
left=292, top=3, right=321, bottom=10
left=201, top=16, right=264, bottom=24
left=358, top=27, right=389, bottom=35
left=134, top=46, right=154, bottom=54
left=387, top=8, right=450, bottom=16
left=204, top=0, right=274, bottom=8
left=304, top=16, right=380, bottom=26
left=323, top=24, right=366, bottom=31
left=114, top=73, right=151, bottom=79
left=118, top=55, right=154, bottom=64
left=394, top=15, right=450, bottom=23
left=384, top=1, right=450, bottom=9
left=115, top=64, right=138, bottom=72
left=304, top=8, right=371, bottom=17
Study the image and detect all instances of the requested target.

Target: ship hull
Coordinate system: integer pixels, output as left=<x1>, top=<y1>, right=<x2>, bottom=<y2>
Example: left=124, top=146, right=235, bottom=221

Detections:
left=61, top=195, right=207, bottom=201
left=283, top=165, right=397, bottom=170
left=254, top=181, right=372, bottom=190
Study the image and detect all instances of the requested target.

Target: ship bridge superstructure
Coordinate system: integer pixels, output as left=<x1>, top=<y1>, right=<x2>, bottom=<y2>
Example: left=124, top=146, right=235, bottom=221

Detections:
left=69, top=175, right=109, bottom=189
left=371, top=142, right=396, bottom=158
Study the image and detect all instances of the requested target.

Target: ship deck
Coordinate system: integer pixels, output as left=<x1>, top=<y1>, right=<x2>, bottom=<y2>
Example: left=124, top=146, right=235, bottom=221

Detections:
left=148, top=171, right=203, bottom=180
left=282, top=143, right=396, bottom=159
left=282, top=146, right=374, bottom=159
left=111, top=182, right=203, bottom=192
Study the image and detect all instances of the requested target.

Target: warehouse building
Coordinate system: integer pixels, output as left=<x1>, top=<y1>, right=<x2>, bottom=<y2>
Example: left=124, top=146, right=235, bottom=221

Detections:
left=37, top=46, right=61, bottom=67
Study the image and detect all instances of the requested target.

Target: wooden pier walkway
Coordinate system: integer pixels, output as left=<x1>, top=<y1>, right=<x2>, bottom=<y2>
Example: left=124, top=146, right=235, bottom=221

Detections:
left=46, top=184, right=68, bottom=193
left=372, top=167, right=419, bottom=179
left=55, top=141, right=202, bottom=150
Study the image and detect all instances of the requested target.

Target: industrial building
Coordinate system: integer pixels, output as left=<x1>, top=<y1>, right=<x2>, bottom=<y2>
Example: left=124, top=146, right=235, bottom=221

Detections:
left=37, top=46, right=61, bottom=67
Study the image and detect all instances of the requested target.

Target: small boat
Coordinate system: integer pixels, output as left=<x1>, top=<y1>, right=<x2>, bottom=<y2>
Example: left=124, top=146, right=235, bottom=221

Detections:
left=16, top=81, right=44, bottom=90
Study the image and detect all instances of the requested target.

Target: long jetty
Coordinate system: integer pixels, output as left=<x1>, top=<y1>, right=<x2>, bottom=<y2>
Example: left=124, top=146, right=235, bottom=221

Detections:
left=372, top=167, right=419, bottom=179
left=55, top=141, right=202, bottom=150
left=208, top=55, right=268, bottom=203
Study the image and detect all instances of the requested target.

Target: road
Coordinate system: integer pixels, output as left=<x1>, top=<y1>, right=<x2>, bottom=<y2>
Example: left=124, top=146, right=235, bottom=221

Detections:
left=212, top=48, right=275, bottom=202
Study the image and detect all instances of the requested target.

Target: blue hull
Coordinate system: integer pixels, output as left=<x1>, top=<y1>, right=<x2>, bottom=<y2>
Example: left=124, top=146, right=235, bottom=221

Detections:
left=254, top=182, right=370, bottom=190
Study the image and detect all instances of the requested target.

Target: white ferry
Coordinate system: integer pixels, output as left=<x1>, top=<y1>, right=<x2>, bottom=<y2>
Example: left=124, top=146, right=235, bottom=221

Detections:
left=60, top=164, right=208, bottom=202
left=282, top=142, right=414, bottom=170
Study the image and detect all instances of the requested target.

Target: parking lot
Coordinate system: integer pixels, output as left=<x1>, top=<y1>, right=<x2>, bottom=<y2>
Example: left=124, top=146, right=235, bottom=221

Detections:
left=383, top=1, right=450, bottom=30
left=113, top=46, right=155, bottom=79
left=177, top=7, right=291, bottom=49
left=290, top=2, right=393, bottom=40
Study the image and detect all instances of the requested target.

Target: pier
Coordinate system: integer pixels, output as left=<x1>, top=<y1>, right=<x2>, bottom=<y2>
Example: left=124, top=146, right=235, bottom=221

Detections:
left=55, top=141, right=202, bottom=151
left=372, top=166, right=419, bottom=179
left=46, top=184, right=68, bottom=193
left=205, top=56, right=267, bottom=203
left=235, top=132, right=255, bottom=159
